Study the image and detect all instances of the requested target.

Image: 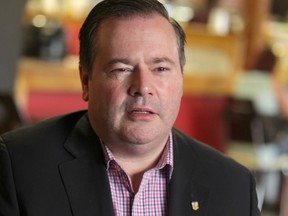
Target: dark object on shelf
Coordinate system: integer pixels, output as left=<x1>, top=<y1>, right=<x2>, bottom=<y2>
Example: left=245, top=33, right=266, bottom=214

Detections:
left=22, top=19, right=66, bottom=60
left=0, top=93, right=26, bottom=135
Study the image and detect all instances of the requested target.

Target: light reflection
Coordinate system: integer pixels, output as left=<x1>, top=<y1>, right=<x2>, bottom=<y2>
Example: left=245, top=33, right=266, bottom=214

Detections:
left=32, top=14, right=47, bottom=28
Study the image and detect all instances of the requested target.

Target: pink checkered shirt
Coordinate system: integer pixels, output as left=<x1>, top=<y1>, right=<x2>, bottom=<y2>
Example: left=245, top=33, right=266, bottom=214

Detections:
left=102, top=133, right=174, bottom=216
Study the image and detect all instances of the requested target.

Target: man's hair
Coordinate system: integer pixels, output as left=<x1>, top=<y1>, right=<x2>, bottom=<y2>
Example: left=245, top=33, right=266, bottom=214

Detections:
left=79, top=0, right=186, bottom=76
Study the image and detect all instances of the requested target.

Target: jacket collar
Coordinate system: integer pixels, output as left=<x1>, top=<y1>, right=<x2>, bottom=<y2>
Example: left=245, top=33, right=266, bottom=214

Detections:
left=59, top=114, right=114, bottom=216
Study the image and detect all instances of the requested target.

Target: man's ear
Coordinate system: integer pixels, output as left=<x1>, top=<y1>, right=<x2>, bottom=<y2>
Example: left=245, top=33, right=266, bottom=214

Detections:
left=79, top=65, right=89, bottom=101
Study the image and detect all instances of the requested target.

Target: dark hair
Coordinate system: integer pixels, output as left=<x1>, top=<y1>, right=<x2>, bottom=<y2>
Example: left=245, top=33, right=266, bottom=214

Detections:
left=79, top=0, right=186, bottom=76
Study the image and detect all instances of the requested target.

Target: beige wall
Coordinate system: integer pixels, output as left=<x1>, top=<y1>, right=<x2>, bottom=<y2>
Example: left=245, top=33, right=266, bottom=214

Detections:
left=0, top=0, right=26, bottom=94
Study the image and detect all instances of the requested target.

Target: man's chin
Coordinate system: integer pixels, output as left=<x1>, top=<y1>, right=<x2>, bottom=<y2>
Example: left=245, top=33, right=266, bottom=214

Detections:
left=119, top=127, right=168, bottom=146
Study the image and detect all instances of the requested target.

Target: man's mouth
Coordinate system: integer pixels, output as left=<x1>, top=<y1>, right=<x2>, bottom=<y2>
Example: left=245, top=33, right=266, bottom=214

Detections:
left=129, top=110, right=154, bottom=114
left=127, top=106, right=156, bottom=115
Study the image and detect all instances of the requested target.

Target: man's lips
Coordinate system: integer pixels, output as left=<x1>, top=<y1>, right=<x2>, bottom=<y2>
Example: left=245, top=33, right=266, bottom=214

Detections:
left=127, top=107, right=156, bottom=115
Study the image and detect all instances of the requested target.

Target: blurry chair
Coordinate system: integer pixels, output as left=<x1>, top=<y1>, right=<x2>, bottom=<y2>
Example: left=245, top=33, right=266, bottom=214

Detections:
left=0, top=93, right=27, bottom=135
left=251, top=115, right=288, bottom=145
left=225, top=97, right=283, bottom=211
left=251, top=115, right=286, bottom=212
left=225, top=97, right=256, bottom=143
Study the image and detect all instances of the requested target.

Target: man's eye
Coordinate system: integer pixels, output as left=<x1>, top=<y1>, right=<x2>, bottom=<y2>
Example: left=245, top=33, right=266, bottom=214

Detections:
left=112, top=68, right=131, bottom=73
left=157, top=67, right=168, bottom=72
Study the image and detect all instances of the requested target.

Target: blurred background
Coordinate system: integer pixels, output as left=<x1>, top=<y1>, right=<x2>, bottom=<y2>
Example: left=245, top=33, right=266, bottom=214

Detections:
left=1, top=0, right=288, bottom=215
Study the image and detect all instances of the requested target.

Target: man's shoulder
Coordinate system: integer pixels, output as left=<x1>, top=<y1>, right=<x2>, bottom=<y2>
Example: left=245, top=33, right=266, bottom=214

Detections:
left=172, top=129, right=259, bottom=215
left=172, top=128, right=226, bottom=159
left=172, top=128, right=250, bottom=176
left=0, top=110, right=87, bottom=149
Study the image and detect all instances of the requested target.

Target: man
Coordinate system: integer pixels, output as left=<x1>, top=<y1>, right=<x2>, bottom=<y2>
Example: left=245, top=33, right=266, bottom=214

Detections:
left=0, top=0, right=260, bottom=215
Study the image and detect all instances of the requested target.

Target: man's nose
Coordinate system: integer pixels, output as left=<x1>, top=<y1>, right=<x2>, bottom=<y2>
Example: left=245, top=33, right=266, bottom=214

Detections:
left=128, top=68, right=154, bottom=97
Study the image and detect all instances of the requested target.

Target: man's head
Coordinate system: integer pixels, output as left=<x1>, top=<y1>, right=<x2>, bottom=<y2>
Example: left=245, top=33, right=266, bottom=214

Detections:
left=79, top=0, right=186, bottom=77
left=79, top=0, right=186, bottom=148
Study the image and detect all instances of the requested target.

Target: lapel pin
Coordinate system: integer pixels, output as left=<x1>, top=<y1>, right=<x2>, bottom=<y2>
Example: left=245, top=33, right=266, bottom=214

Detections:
left=191, top=201, right=199, bottom=211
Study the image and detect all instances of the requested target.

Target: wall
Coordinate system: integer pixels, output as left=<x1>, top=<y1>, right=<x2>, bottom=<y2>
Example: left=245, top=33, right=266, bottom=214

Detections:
left=0, top=0, right=26, bottom=93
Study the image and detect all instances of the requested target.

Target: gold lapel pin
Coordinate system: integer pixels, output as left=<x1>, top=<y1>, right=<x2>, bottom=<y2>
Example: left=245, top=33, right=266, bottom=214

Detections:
left=191, top=201, right=199, bottom=211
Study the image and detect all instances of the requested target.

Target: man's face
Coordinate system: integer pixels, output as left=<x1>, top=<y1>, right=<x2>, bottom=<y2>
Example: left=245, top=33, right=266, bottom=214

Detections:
left=80, top=14, right=183, bottom=146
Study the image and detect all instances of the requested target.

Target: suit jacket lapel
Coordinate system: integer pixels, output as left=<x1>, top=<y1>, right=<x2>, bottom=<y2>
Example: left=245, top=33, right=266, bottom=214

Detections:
left=59, top=114, right=114, bottom=216
left=58, top=116, right=210, bottom=216
left=168, top=130, right=210, bottom=216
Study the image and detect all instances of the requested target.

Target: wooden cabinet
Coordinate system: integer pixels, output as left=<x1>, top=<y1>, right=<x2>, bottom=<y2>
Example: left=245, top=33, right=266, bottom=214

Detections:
left=183, top=24, right=244, bottom=95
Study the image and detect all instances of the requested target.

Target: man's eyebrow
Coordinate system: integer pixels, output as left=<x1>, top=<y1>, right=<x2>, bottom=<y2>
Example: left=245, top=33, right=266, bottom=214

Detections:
left=106, top=58, right=132, bottom=66
left=151, top=57, right=175, bottom=65
left=103, top=58, right=133, bottom=71
left=104, top=57, right=175, bottom=68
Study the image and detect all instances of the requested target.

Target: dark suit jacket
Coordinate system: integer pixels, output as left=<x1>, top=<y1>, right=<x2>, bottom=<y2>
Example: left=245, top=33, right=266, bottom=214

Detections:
left=0, top=111, right=260, bottom=216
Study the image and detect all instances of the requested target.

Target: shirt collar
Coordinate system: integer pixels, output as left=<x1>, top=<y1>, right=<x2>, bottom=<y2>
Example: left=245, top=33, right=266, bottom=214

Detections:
left=101, top=132, right=174, bottom=178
